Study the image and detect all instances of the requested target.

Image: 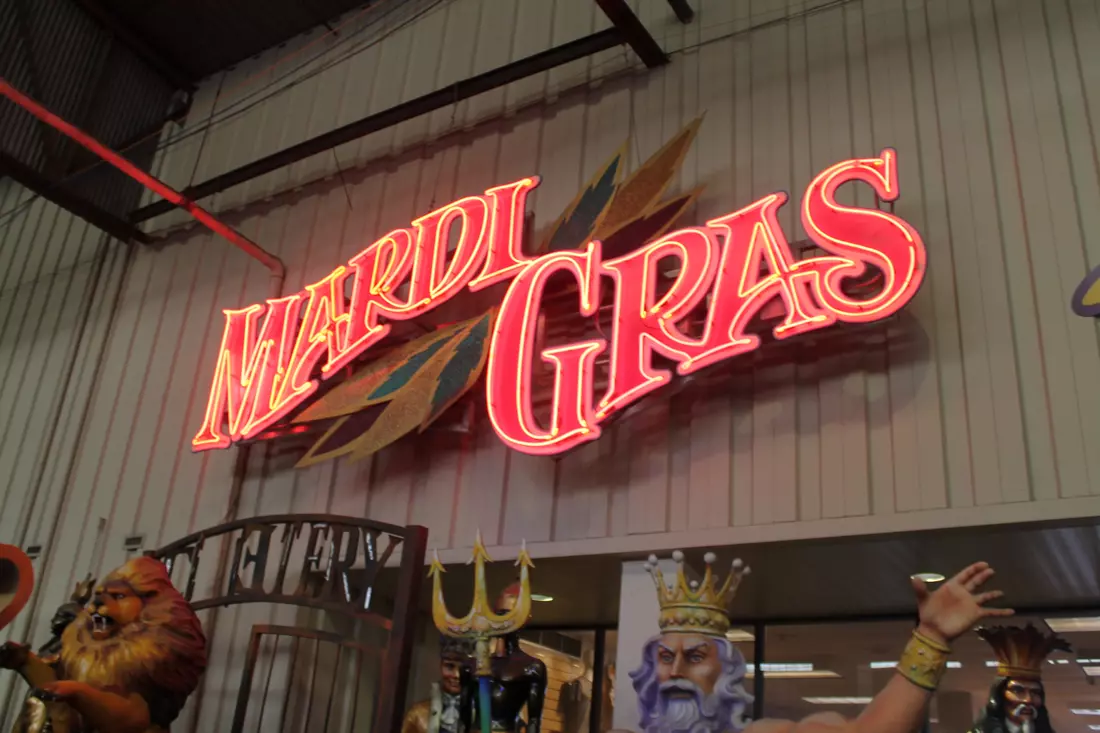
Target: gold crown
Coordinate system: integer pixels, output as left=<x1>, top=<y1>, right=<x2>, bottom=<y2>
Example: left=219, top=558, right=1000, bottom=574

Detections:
left=977, top=624, right=1072, bottom=680
left=644, top=551, right=750, bottom=637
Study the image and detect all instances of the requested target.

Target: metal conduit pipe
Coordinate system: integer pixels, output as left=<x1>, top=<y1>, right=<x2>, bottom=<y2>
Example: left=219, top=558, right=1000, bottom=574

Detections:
left=0, top=78, right=287, bottom=297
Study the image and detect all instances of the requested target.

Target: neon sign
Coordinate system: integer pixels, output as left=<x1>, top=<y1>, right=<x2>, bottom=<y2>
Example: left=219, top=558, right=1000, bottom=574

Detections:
left=193, top=149, right=926, bottom=457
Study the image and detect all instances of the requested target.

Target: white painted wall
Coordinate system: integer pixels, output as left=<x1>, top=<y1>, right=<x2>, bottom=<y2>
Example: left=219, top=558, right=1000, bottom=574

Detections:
left=3, top=0, right=1100, bottom=728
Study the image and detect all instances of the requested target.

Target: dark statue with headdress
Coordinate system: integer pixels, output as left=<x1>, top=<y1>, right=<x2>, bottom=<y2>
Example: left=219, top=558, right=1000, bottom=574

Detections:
left=38, top=576, right=95, bottom=664
left=460, top=582, right=548, bottom=733
left=968, top=624, right=1070, bottom=733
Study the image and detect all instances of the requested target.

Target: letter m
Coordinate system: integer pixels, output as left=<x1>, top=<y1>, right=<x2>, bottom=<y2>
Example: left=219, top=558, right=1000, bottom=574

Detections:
left=192, top=294, right=303, bottom=451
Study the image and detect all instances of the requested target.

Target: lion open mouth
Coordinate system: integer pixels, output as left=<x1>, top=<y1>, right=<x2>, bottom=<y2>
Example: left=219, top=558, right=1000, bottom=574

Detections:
left=90, top=612, right=116, bottom=639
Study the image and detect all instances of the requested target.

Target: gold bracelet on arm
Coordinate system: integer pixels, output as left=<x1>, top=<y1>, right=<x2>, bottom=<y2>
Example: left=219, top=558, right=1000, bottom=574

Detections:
left=895, top=630, right=951, bottom=691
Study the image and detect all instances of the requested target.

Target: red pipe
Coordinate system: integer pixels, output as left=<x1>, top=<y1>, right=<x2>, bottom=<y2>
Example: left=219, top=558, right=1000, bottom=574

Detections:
left=0, top=78, right=286, bottom=289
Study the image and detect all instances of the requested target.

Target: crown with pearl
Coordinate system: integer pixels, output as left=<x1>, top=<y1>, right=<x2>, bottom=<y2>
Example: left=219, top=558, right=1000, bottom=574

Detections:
left=643, top=551, right=749, bottom=637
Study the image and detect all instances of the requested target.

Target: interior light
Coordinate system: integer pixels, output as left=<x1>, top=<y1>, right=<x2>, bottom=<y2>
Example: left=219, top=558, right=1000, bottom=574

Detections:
left=751, top=671, right=840, bottom=679
left=1046, top=617, right=1100, bottom=633
left=759, top=663, right=814, bottom=672
left=1088, top=726, right=1100, bottom=731
left=985, top=661, right=999, bottom=667
left=726, top=629, right=755, bottom=642
left=870, top=661, right=960, bottom=669
left=531, top=594, right=553, bottom=602
left=1071, top=709, right=1100, bottom=716
left=804, top=697, right=872, bottom=705
left=911, top=572, right=945, bottom=583
left=1083, top=667, right=1100, bottom=677
left=746, top=663, right=839, bottom=679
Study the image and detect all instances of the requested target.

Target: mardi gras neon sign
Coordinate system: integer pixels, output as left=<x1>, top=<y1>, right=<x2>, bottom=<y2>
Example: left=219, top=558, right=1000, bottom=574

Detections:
left=193, top=149, right=926, bottom=457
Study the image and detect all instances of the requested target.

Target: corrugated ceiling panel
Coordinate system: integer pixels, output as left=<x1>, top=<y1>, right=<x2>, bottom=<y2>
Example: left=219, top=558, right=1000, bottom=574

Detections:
left=0, top=0, right=174, bottom=222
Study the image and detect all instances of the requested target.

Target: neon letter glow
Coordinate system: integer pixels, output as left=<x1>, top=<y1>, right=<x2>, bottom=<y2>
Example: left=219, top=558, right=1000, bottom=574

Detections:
left=193, top=151, right=926, bottom=457
left=598, top=227, right=720, bottom=418
left=800, top=148, right=925, bottom=322
left=486, top=242, right=605, bottom=455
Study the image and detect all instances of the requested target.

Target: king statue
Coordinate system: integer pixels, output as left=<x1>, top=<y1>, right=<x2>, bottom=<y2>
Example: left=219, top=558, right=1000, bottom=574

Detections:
left=630, top=551, right=753, bottom=733
left=968, top=624, right=1069, bottom=733
left=621, top=556, right=1014, bottom=733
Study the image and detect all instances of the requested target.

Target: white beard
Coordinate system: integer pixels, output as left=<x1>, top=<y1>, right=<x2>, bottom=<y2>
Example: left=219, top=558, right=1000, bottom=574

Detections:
left=643, top=680, right=735, bottom=733
left=657, top=697, right=706, bottom=733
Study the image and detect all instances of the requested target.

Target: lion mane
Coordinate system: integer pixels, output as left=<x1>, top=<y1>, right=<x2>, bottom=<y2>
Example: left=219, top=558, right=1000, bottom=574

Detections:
left=58, top=557, right=207, bottom=728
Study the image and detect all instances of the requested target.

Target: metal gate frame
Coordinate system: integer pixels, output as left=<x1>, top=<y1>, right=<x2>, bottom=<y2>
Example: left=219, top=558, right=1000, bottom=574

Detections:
left=149, top=514, right=428, bottom=733
left=231, top=624, right=384, bottom=733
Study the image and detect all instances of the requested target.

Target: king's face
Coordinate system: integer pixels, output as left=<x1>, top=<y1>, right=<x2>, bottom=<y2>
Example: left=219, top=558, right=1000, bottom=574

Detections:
left=655, top=633, right=723, bottom=695
left=1004, top=679, right=1043, bottom=725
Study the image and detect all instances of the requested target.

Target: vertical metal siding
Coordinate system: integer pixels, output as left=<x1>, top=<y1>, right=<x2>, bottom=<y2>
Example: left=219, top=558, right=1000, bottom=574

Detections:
left=0, top=179, right=130, bottom=724
left=5, top=0, right=1100, bottom=728
left=123, top=0, right=1100, bottom=549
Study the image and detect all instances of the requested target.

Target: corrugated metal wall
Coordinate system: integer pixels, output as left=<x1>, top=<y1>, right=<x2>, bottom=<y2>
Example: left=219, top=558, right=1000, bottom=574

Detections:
left=4, top=0, right=1100, bottom=728
left=0, top=176, right=131, bottom=720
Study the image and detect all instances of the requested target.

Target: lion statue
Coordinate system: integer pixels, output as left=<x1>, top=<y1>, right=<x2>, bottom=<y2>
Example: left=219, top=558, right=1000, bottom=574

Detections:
left=0, top=556, right=207, bottom=733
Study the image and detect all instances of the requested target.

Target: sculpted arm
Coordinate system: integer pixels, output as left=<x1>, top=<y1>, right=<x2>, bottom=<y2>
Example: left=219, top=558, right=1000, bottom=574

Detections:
left=749, top=563, right=1013, bottom=733
left=0, top=642, right=57, bottom=688
left=39, top=681, right=151, bottom=733
left=402, top=704, right=428, bottom=733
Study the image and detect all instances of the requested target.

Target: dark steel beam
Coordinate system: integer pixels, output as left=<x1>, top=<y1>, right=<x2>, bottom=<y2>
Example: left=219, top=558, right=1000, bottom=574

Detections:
left=594, top=0, right=668, bottom=68
left=0, top=151, right=152, bottom=243
left=667, top=0, right=695, bottom=23
left=69, top=0, right=194, bottom=90
left=374, top=524, right=427, bottom=733
left=129, top=28, right=625, bottom=225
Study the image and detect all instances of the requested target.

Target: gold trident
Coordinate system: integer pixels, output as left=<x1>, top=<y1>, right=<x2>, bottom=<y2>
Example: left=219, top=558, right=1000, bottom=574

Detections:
left=428, top=532, right=534, bottom=676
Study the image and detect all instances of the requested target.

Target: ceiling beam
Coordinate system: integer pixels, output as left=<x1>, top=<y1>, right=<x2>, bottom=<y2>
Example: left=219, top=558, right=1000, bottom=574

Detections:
left=129, top=28, right=626, bottom=225
left=69, top=0, right=194, bottom=90
left=667, top=0, right=695, bottom=24
left=594, top=0, right=668, bottom=68
left=0, top=151, right=152, bottom=243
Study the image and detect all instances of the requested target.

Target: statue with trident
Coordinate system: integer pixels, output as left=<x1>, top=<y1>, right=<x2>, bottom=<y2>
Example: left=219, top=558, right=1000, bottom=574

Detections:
left=429, top=534, right=548, bottom=733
